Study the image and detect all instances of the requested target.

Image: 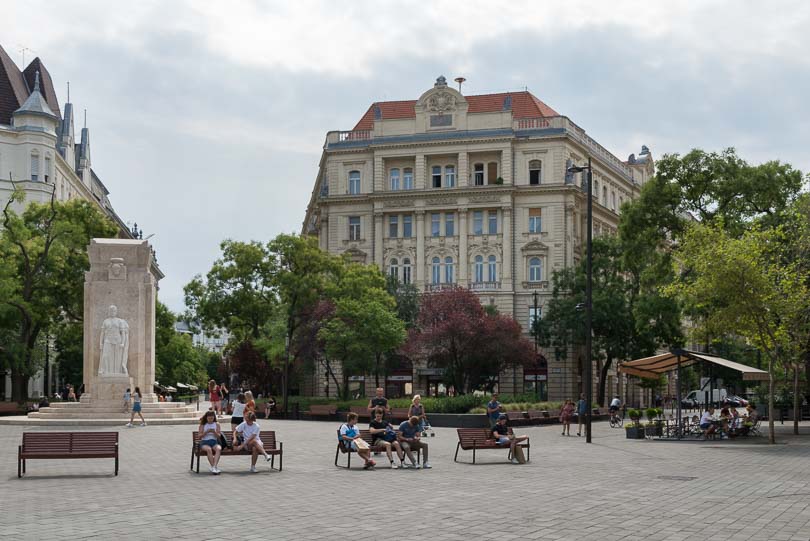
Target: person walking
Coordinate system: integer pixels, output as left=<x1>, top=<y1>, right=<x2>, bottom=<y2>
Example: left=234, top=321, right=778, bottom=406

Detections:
left=208, top=380, right=221, bottom=416
left=220, top=382, right=230, bottom=414
left=126, top=387, right=146, bottom=427
left=198, top=410, right=223, bottom=474
left=123, top=388, right=131, bottom=413
left=576, top=393, right=588, bottom=437
left=560, top=399, right=574, bottom=436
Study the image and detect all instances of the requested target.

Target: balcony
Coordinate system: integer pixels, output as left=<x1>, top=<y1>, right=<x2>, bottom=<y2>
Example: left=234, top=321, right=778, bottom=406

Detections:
left=425, top=283, right=457, bottom=292
left=468, top=281, right=501, bottom=291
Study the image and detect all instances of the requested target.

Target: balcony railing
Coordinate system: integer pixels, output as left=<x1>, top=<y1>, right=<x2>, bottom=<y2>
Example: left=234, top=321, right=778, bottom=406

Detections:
left=513, top=117, right=551, bottom=130
left=425, top=283, right=457, bottom=292
left=468, top=281, right=501, bottom=291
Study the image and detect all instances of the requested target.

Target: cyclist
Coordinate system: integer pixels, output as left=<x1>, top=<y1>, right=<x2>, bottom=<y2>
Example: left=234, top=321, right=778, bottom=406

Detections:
left=609, top=396, right=622, bottom=424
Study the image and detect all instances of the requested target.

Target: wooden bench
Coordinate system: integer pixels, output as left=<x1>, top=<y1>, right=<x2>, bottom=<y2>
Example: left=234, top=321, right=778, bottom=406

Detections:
left=18, top=432, right=118, bottom=478
left=389, top=408, right=411, bottom=422
left=506, top=411, right=529, bottom=426
left=349, top=405, right=371, bottom=420
left=335, top=429, right=420, bottom=469
left=0, top=402, right=25, bottom=416
left=454, top=428, right=530, bottom=464
left=191, top=430, right=282, bottom=473
left=305, top=404, right=337, bottom=419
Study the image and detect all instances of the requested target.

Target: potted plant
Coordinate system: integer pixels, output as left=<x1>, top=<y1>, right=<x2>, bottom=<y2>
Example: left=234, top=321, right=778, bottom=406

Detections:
left=644, top=407, right=663, bottom=437
left=495, top=176, right=504, bottom=185
left=625, top=408, right=645, bottom=439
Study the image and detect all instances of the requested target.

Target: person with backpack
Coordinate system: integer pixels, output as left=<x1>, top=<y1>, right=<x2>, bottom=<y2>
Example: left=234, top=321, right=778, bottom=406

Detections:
left=339, top=412, right=375, bottom=470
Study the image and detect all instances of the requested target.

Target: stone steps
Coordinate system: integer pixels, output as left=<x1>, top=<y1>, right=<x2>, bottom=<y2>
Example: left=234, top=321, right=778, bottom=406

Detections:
left=28, top=410, right=203, bottom=419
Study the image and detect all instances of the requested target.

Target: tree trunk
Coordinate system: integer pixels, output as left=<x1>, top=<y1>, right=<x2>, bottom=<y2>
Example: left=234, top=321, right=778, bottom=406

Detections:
left=598, top=357, right=612, bottom=406
left=11, top=371, right=29, bottom=404
left=767, top=358, right=775, bottom=444
left=341, top=368, right=350, bottom=401
left=374, top=353, right=381, bottom=389
left=793, top=366, right=800, bottom=436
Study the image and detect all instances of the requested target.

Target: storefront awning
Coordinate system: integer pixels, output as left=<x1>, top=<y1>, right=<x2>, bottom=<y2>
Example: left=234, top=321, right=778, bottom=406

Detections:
left=618, top=350, right=769, bottom=381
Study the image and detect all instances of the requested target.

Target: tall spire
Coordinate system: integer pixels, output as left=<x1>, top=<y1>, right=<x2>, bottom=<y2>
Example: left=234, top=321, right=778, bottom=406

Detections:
left=33, top=70, right=40, bottom=92
left=13, top=69, right=57, bottom=119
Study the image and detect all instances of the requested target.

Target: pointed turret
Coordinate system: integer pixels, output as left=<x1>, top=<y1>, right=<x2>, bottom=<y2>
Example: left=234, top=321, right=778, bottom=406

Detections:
left=58, top=82, right=76, bottom=164
left=76, top=109, right=91, bottom=186
left=14, top=71, right=57, bottom=119
left=23, top=57, right=60, bottom=121
left=12, top=70, right=58, bottom=136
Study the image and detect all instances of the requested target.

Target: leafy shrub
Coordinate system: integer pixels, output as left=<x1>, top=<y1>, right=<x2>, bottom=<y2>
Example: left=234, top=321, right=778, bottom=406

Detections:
left=627, top=408, right=641, bottom=421
left=645, top=407, right=659, bottom=422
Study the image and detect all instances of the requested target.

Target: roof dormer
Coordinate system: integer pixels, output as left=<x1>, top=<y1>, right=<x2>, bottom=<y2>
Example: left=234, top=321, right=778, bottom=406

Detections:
left=413, top=75, right=469, bottom=133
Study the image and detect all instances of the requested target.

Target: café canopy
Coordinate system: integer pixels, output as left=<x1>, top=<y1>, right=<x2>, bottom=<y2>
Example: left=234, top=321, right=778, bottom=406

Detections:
left=619, top=350, right=769, bottom=381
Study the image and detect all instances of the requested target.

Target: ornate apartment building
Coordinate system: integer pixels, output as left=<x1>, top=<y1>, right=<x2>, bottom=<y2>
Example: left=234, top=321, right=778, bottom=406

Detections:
left=303, top=76, right=654, bottom=400
left=0, top=44, right=156, bottom=400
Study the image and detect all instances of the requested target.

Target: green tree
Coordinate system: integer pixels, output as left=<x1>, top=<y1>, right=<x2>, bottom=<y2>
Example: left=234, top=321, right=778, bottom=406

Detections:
left=154, top=301, right=208, bottom=387
left=0, top=184, right=116, bottom=402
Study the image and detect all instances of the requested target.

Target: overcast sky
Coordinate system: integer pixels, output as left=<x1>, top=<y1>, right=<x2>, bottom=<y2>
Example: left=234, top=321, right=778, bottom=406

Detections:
left=5, top=0, right=810, bottom=312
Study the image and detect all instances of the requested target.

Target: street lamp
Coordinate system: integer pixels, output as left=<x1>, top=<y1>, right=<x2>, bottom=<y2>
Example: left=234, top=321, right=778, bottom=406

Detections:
left=567, top=157, right=593, bottom=444
left=532, top=290, right=540, bottom=400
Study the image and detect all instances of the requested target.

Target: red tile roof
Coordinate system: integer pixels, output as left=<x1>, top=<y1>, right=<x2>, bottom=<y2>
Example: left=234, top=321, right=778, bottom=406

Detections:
left=352, top=90, right=559, bottom=131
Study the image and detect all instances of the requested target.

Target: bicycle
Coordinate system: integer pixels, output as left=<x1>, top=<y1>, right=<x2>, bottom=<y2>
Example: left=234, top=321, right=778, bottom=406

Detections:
left=609, top=409, right=624, bottom=428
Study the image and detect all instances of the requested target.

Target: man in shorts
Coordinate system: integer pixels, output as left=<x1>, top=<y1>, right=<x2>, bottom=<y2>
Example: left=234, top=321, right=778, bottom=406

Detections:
left=491, top=413, right=528, bottom=464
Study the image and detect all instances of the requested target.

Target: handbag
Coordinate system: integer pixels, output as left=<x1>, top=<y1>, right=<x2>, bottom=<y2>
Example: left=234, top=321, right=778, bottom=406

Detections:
left=218, top=433, right=230, bottom=449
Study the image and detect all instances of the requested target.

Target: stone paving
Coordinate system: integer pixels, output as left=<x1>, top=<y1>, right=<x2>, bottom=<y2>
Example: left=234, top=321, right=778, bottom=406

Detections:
left=1, top=417, right=809, bottom=540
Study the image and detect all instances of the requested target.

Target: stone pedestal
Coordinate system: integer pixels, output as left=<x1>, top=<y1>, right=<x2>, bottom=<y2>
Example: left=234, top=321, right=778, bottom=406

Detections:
left=82, top=239, right=159, bottom=404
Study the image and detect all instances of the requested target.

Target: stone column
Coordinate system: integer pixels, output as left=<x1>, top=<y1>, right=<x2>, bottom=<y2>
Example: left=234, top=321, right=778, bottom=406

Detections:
left=415, top=154, right=426, bottom=190
left=415, top=210, right=425, bottom=285
left=373, top=155, right=384, bottom=193
left=458, top=208, right=468, bottom=285
left=502, top=206, right=512, bottom=289
left=374, top=212, right=384, bottom=269
left=458, top=151, right=469, bottom=187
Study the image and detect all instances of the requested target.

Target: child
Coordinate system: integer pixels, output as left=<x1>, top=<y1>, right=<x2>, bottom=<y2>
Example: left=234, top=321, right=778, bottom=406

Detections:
left=123, top=388, right=131, bottom=413
left=340, top=412, right=375, bottom=469
left=198, top=410, right=223, bottom=474
left=126, top=387, right=146, bottom=427
left=233, top=412, right=271, bottom=472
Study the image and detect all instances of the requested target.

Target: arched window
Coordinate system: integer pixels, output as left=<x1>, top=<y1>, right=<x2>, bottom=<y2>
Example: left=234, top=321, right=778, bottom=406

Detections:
left=444, top=257, right=454, bottom=284
left=431, top=257, right=441, bottom=284
left=348, top=170, right=361, bottom=194
left=529, top=160, right=542, bottom=185
left=474, top=255, right=484, bottom=282
left=390, top=168, right=400, bottom=191
left=444, top=165, right=455, bottom=188
left=30, top=152, right=40, bottom=181
left=402, top=258, right=412, bottom=284
left=432, top=166, right=442, bottom=188
left=403, top=168, right=414, bottom=190
left=389, top=258, right=399, bottom=280
left=488, top=255, right=497, bottom=282
left=529, top=257, right=542, bottom=282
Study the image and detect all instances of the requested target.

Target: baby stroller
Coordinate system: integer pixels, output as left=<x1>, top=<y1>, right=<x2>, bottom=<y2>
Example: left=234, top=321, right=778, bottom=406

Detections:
left=421, top=421, right=435, bottom=438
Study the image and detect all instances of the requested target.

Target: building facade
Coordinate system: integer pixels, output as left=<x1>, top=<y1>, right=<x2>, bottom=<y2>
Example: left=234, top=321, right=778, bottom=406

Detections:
left=303, top=76, right=654, bottom=400
left=0, top=44, right=151, bottom=400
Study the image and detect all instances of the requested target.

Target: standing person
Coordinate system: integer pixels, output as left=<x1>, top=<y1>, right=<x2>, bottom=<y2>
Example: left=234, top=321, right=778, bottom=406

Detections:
left=244, top=391, right=256, bottom=418
left=486, top=393, right=503, bottom=428
left=230, top=393, right=247, bottom=441
left=492, top=414, right=529, bottom=464
left=367, top=388, right=390, bottom=418
left=123, top=388, right=131, bottom=413
left=198, top=410, right=223, bottom=474
left=560, top=399, right=574, bottom=436
left=369, top=408, right=404, bottom=469
left=126, top=387, right=146, bottom=427
left=408, top=394, right=428, bottom=436
left=576, top=393, right=588, bottom=437
left=397, top=416, right=431, bottom=469
left=339, top=412, right=375, bottom=470
left=208, top=380, right=221, bottom=416
left=233, top=412, right=272, bottom=472
left=220, top=382, right=229, bottom=414
left=264, top=396, right=277, bottom=418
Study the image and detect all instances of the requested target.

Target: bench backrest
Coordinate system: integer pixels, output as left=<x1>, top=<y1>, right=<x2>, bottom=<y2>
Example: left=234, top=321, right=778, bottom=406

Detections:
left=193, top=430, right=278, bottom=450
left=506, top=411, right=525, bottom=420
left=22, top=432, right=118, bottom=452
left=390, top=408, right=410, bottom=420
left=310, top=404, right=337, bottom=415
left=349, top=406, right=369, bottom=416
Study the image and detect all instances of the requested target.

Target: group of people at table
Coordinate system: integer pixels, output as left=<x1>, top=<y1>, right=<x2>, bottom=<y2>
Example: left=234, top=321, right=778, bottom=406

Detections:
left=698, top=404, right=759, bottom=439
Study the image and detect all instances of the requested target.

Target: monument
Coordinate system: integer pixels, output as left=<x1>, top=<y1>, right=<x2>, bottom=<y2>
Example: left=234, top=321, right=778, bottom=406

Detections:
left=82, top=239, right=158, bottom=405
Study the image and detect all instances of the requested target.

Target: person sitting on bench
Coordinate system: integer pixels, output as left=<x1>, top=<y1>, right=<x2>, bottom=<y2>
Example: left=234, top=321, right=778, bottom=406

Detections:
left=233, top=412, right=272, bottom=472
left=369, top=408, right=404, bottom=469
left=700, top=407, right=717, bottom=439
left=491, top=414, right=528, bottom=464
left=340, top=412, right=375, bottom=470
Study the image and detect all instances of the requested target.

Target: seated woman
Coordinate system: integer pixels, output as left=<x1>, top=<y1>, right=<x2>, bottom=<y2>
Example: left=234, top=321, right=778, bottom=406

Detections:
left=198, top=410, right=222, bottom=475
left=233, top=412, right=272, bottom=473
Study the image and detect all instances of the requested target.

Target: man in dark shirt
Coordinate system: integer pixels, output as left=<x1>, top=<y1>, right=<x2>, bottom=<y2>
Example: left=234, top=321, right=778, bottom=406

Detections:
left=369, top=408, right=404, bottom=468
left=491, top=414, right=528, bottom=464
left=367, top=387, right=390, bottom=417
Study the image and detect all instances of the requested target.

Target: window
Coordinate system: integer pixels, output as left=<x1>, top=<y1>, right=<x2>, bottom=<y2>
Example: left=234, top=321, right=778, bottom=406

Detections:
left=402, top=258, right=412, bottom=284
left=390, top=168, right=400, bottom=191
left=431, top=213, right=440, bottom=237
left=619, top=196, right=624, bottom=210
left=488, top=255, right=497, bottom=282
left=611, top=191, right=616, bottom=211
left=474, top=255, right=484, bottom=282
left=403, top=215, right=412, bottom=238
left=445, top=165, right=456, bottom=188
left=432, top=166, right=442, bottom=188
left=529, top=208, right=542, bottom=233
left=389, top=258, right=399, bottom=280
left=529, top=257, right=542, bottom=282
left=603, top=186, right=608, bottom=206
left=474, top=163, right=484, bottom=185
left=488, top=211, right=497, bottom=234
left=30, top=153, right=39, bottom=181
left=473, top=211, right=483, bottom=235
left=403, top=168, right=414, bottom=190
left=529, top=306, right=541, bottom=329
left=348, top=216, right=361, bottom=241
left=389, top=215, right=398, bottom=238
left=487, top=162, right=498, bottom=184
left=431, top=257, right=441, bottom=284
left=529, top=160, right=541, bottom=185
left=348, top=170, right=360, bottom=195
left=444, top=257, right=454, bottom=284
left=445, top=213, right=454, bottom=236
left=44, top=156, right=51, bottom=183
left=593, top=179, right=599, bottom=199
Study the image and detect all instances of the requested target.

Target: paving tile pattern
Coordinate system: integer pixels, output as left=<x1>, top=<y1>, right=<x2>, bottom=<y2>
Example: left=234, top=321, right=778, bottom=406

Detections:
left=1, top=418, right=809, bottom=540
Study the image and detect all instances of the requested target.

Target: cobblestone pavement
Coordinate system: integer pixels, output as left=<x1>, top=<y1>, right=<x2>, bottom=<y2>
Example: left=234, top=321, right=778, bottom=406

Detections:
left=1, top=418, right=809, bottom=541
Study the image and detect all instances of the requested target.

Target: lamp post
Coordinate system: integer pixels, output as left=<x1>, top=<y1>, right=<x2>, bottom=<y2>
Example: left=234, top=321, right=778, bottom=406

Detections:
left=567, top=157, right=593, bottom=443
left=532, top=290, right=540, bottom=400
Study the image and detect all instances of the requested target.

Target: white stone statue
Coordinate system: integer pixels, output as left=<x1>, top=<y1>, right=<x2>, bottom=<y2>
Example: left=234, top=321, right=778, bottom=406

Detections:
left=98, top=305, right=129, bottom=376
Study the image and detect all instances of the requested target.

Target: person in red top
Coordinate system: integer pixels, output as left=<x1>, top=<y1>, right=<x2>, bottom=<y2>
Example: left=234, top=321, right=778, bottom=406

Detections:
left=244, top=390, right=256, bottom=418
left=208, top=380, right=221, bottom=416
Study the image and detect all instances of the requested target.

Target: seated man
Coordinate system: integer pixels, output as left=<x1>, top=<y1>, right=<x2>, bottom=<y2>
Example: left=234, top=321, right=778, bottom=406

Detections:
left=339, top=412, right=375, bottom=470
left=369, top=408, right=404, bottom=469
left=397, top=416, right=431, bottom=469
left=492, top=414, right=528, bottom=464
left=699, top=407, right=717, bottom=439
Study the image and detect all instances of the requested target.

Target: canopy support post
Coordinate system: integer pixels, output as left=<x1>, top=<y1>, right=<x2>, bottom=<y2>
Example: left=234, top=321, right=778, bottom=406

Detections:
left=676, top=354, right=682, bottom=440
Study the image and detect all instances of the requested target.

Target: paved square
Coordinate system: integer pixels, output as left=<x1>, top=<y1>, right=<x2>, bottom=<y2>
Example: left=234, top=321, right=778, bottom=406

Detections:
left=1, top=418, right=809, bottom=540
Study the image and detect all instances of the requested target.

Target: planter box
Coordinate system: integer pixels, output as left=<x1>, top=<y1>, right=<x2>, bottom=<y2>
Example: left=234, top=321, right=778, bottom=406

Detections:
left=625, top=426, right=645, bottom=439
left=644, top=424, right=662, bottom=437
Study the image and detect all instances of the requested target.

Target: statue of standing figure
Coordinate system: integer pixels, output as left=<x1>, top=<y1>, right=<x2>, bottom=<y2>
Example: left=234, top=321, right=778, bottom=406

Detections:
left=98, top=305, right=129, bottom=376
